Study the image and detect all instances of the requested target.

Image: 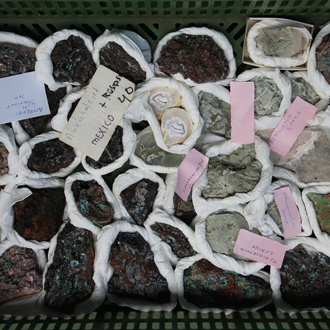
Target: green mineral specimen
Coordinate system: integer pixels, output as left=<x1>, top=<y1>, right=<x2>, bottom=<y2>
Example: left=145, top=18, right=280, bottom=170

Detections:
left=267, top=201, right=284, bottom=233
left=307, top=192, right=330, bottom=234
left=290, top=77, right=321, bottom=105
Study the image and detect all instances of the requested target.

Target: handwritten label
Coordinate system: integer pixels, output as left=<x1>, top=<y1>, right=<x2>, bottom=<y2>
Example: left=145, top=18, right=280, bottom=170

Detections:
left=273, top=186, right=302, bottom=239
left=230, top=81, right=255, bottom=144
left=175, top=148, right=209, bottom=201
left=60, top=65, right=135, bottom=160
left=233, top=229, right=287, bottom=268
left=0, top=72, right=50, bottom=124
left=268, top=96, right=317, bottom=156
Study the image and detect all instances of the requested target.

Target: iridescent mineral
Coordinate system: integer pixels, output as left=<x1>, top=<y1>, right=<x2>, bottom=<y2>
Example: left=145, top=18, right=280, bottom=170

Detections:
left=307, top=192, right=330, bottom=234
left=0, top=142, right=9, bottom=176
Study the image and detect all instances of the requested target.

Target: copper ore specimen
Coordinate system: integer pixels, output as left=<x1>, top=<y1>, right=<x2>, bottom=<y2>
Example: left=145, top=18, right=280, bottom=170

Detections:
left=120, top=178, right=159, bottom=225
left=0, top=42, right=36, bottom=78
left=156, top=34, right=230, bottom=84
left=316, top=34, right=330, bottom=85
left=27, top=138, right=76, bottom=174
left=44, top=223, right=95, bottom=314
left=0, top=142, right=9, bottom=176
left=108, top=231, right=171, bottom=303
left=307, top=192, right=330, bottom=234
left=280, top=243, right=330, bottom=309
left=19, top=86, right=67, bottom=137
left=173, top=192, right=197, bottom=225
left=71, top=179, right=114, bottom=228
left=13, top=187, right=65, bottom=241
left=0, top=245, right=43, bottom=305
left=183, top=258, right=272, bottom=309
left=51, top=35, right=96, bottom=85
left=150, top=222, right=196, bottom=258
left=86, top=126, right=123, bottom=169
left=99, top=42, right=147, bottom=84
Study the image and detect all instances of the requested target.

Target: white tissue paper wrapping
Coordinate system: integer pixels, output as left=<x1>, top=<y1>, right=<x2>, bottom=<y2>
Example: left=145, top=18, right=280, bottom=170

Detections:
left=144, top=208, right=201, bottom=266
left=0, top=177, right=66, bottom=250
left=270, top=237, right=330, bottom=315
left=81, top=118, right=136, bottom=176
left=245, top=179, right=312, bottom=238
left=0, top=240, right=47, bottom=317
left=0, top=125, right=18, bottom=185
left=35, top=29, right=94, bottom=91
left=64, top=171, right=122, bottom=236
left=308, top=22, right=330, bottom=99
left=235, top=68, right=292, bottom=131
left=175, top=253, right=272, bottom=314
left=247, top=19, right=312, bottom=68
left=93, top=29, right=154, bottom=80
left=153, top=27, right=236, bottom=86
left=192, top=135, right=273, bottom=216
left=96, top=220, right=177, bottom=311
left=38, top=221, right=106, bottom=317
left=0, top=31, right=38, bottom=48
left=125, top=77, right=203, bottom=154
left=18, top=130, right=82, bottom=179
left=112, top=168, right=166, bottom=224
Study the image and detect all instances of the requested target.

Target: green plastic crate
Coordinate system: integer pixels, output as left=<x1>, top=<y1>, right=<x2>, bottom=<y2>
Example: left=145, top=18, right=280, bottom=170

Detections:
left=2, top=0, right=330, bottom=329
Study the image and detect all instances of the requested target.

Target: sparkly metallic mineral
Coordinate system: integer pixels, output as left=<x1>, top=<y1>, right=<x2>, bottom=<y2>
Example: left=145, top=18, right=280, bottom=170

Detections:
left=173, top=192, right=196, bottom=225
left=0, top=142, right=9, bottom=176
left=316, top=34, right=330, bottom=85
left=307, top=192, right=330, bottom=235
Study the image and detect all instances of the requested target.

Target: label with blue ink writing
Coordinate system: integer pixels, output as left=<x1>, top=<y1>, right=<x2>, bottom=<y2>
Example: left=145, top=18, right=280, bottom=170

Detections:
left=60, top=65, right=135, bottom=160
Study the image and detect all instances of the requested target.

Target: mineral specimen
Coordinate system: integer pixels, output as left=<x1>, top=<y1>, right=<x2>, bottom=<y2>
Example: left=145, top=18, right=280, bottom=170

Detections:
left=27, top=138, right=76, bottom=174
left=0, top=42, right=36, bottom=78
left=202, top=144, right=262, bottom=199
left=0, top=142, right=9, bottom=176
left=150, top=222, right=196, bottom=258
left=266, top=201, right=284, bottom=233
left=290, top=77, right=321, bottom=104
left=120, top=178, right=159, bottom=225
left=86, top=126, right=123, bottom=169
left=156, top=34, right=230, bottom=84
left=0, top=245, right=43, bottom=305
left=44, top=222, right=95, bottom=313
left=13, top=187, right=65, bottom=241
left=108, top=231, right=171, bottom=303
left=280, top=243, right=330, bottom=309
left=51, top=35, right=96, bottom=85
left=99, top=41, right=146, bottom=84
left=316, top=34, right=330, bottom=84
left=67, top=98, right=80, bottom=120
left=183, top=258, right=272, bottom=309
left=173, top=192, right=196, bottom=225
left=71, top=179, right=114, bottom=228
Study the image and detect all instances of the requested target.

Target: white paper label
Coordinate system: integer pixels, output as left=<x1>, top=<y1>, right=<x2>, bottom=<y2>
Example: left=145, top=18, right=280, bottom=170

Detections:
left=60, top=65, right=135, bottom=160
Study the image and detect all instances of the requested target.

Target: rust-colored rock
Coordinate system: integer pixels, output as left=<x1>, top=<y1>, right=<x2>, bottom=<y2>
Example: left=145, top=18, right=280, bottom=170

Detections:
left=173, top=192, right=196, bottom=225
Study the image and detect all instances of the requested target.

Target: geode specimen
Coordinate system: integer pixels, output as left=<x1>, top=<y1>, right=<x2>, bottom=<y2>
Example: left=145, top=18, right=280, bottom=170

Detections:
left=266, top=201, right=284, bottom=233
left=316, top=34, right=330, bottom=84
left=108, top=231, right=171, bottom=303
left=0, top=245, right=43, bottom=305
left=86, top=126, right=123, bottom=169
left=27, top=138, right=76, bottom=174
left=290, top=77, right=321, bottom=104
left=306, top=192, right=330, bottom=234
left=202, top=144, right=262, bottom=199
left=51, top=35, right=96, bottom=85
left=19, top=86, right=67, bottom=138
left=44, top=222, right=95, bottom=313
left=0, top=42, right=36, bottom=78
left=71, top=179, right=114, bottom=228
left=249, top=76, right=283, bottom=116
left=156, top=34, right=230, bottom=84
left=0, top=142, right=9, bottom=176
left=99, top=42, right=147, bottom=84
left=173, top=192, right=196, bottom=225
left=13, top=187, right=65, bottom=241
left=120, top=178, right=159, bottom=225
left=150, top=222, right=196, bottom=258
left=183, top=258, right=272, bottom=309
left=280, top=243, right=330, bottom=309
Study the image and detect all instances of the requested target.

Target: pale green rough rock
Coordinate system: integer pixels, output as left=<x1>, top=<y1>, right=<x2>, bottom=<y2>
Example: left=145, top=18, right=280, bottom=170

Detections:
left=290, top=77, right=321, bottom=105
left=267, top=201, right=284, bottom=233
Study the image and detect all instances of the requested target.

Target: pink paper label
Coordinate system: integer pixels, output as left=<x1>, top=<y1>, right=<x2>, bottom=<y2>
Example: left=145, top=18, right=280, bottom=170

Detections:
left=233, top=229, right=287, bottom=268
left=230, top=81, right=255, bottom=144
left=175, top=148, right=209, bottom=201
left=273, top=186, right=302, bottom=239
left=268, top=96, right=317, bottom=156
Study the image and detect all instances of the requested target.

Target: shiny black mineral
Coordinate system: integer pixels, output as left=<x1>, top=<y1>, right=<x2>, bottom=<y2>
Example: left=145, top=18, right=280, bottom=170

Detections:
left=71, top=179, right=114, bottom=228
left=173, top=192, right=196, bottom=225
left=120, top=178, right=159, bottom=225
left=44, top=222, right=95, bottom=314
left=108, top=231, right=171, bottom=303
left=316, top=34, right=330, bottom=85
left=0, top=142, right=9, bottom=176
left=51, top=35, right=96, bottom=85
left=0, top=245, right=43, bottom=305
left=27, top=138, right=76, bottom=174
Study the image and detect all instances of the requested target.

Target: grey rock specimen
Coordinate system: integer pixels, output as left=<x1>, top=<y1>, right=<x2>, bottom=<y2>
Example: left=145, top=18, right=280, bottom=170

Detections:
left=290, top=77, right=321, bottom=105
left=266, top=201, right=284, bottom=233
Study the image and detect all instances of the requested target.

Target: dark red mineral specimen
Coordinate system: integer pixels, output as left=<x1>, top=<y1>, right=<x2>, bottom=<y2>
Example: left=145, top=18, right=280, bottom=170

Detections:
left=316, top=34, right=330, bottom=85
left=173, top=192, right=196, bottom=225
